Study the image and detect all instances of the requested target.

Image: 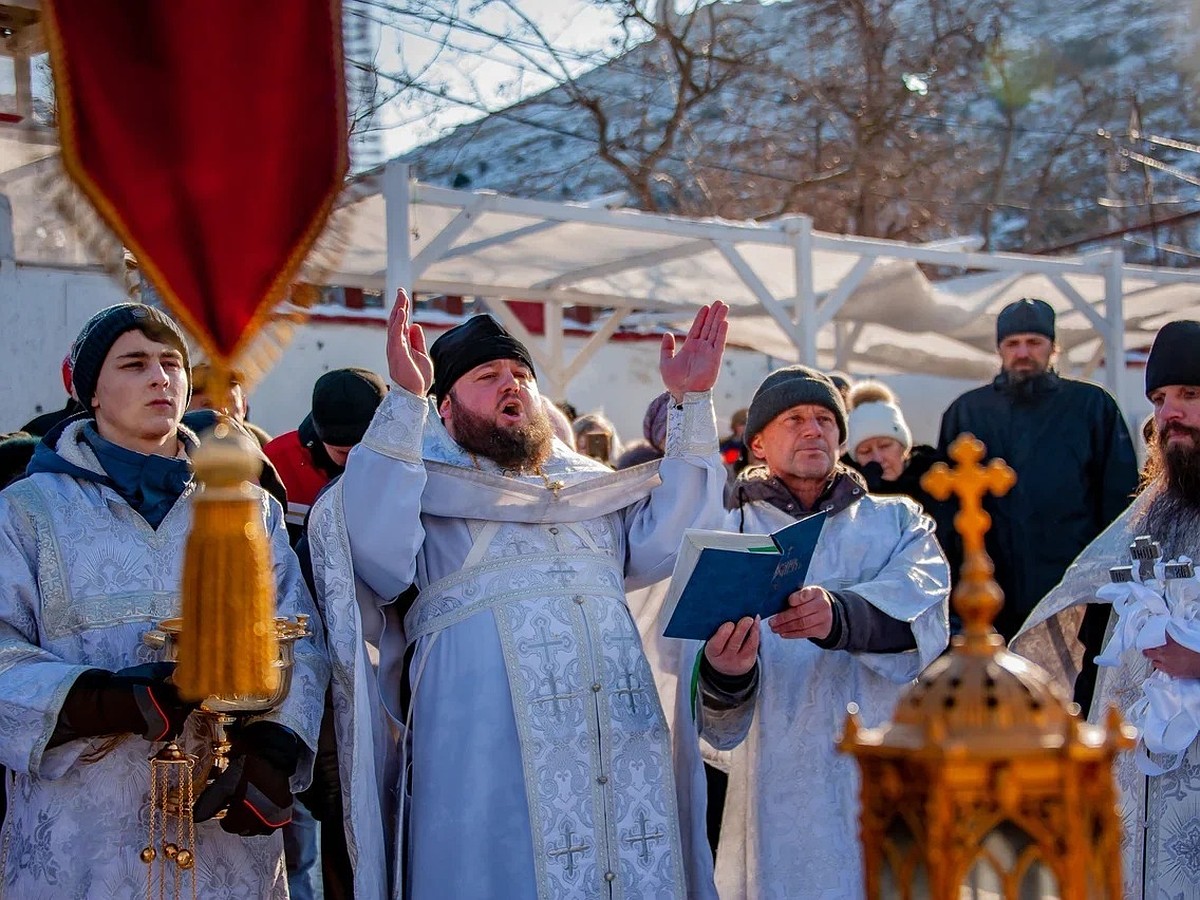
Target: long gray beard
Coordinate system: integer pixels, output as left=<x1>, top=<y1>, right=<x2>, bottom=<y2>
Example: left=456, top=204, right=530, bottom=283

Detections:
left=1136, top=480, right=1200, bottom=559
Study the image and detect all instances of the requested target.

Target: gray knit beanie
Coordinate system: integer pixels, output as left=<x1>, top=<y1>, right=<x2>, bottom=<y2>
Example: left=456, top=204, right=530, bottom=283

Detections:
left=71, top=303, right=191, bottom=411
left=744, top=365, right=848, bottom=447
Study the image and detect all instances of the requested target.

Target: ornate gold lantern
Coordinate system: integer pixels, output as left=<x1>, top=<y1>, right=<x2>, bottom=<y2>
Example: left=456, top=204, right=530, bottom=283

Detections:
left=839, top=434, right=1135, bottom=900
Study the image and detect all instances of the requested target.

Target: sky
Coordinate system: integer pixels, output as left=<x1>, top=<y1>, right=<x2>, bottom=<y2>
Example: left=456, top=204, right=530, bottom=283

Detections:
left=362, top=0, right=628, bottom=156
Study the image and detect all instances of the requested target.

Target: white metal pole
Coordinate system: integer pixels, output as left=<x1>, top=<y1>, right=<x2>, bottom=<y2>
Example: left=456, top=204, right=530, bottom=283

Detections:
left=543, top=302, right=565, bottom=401
left=1102, top=248, right=1124, bottom=399
left=833, top=321, right=850, bottom=371
left=785, top=217, right=817, bottom=365
left=384, top=161, right=412, bottom=305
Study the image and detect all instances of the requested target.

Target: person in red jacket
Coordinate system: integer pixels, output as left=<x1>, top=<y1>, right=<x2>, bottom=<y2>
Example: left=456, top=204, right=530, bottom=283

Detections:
left=264, top=367, right=387, bottom=545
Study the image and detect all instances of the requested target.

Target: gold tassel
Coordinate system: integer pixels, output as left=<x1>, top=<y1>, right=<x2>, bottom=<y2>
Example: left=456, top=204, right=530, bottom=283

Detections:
left=174, top=400, right=278, bottom=703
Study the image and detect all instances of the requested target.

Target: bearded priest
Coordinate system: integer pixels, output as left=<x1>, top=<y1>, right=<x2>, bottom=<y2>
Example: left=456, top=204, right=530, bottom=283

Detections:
left=309, top=291, right=729, bottom=899
left=1014, top=319, right=1200, bottom=899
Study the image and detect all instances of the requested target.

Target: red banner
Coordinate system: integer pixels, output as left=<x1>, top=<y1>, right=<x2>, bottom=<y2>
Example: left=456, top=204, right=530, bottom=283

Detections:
left=44, top=0, right=348, bottom=362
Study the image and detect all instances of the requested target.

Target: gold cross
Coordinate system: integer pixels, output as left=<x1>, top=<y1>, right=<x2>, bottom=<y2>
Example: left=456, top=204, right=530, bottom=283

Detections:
left=922, top=434, right=1015, bottom=558
left=922, top=434, right=1016, bottom=643
left=534, top=466, right=566, bottom=497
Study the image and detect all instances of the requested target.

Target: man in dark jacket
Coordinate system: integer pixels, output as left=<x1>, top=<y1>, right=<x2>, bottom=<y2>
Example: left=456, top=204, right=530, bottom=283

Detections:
left=938, top=298, right=1137, bottom=700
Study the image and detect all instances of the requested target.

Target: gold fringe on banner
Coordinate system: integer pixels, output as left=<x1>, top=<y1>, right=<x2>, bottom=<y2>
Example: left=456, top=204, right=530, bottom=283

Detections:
left=128, top=187, right=354, bottom=396
left=218, top=189, right=356, bottom=391
left=174, top=414, right=279, bottom=703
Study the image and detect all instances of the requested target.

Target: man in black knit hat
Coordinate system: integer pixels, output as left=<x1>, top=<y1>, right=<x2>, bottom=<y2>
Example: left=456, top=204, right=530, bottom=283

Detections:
left=0, top=303, right=328, bottom=897
left=937, top=298, right=1137, bottom=708
left=264, top=366, right=387, bottom=544
left=1013, top=319, right=1200, bottom=899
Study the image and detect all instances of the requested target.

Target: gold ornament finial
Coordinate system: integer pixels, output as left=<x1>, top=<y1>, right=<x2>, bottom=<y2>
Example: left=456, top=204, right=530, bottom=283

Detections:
left=921, top=434, right=1015, bottom=558
left=921, top=433, right=1016, bottom=645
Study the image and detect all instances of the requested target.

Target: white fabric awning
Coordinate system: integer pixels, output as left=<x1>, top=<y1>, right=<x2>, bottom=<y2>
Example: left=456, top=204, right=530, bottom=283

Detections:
left=322, top=163, right=1200, bottom=399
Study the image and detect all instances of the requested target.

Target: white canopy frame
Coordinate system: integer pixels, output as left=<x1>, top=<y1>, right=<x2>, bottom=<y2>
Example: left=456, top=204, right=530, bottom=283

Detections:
left=339, top=161, right=1200, bottom=404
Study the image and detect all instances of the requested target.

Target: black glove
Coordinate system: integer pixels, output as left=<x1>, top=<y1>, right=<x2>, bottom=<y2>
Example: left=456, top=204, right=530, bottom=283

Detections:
left=193, top=721, right=300, bottom=836
left=51, top=662, right=196, bottom=748
left=297, top=688, right=343, bottom=823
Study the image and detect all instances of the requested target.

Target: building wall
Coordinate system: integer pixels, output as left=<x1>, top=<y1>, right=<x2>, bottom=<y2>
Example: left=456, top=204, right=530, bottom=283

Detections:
left=0, top=262, right=125, bottom=430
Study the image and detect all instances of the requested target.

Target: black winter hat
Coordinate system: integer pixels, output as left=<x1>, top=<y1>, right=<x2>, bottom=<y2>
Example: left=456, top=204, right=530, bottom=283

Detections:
left=310, top=368, right=388, bottom=446
left=744, top=365, right=848, bottom=447
left=429, top=314, right=536, bottom=406
left=996, top=298, right=1055, bottom=344
left=70, top=303, right=191, bottom=411
left=1145, top=320, right=1200, bottom=396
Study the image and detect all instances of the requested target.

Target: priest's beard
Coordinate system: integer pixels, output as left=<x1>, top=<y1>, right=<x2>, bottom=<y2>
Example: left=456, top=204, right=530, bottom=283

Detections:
left=449, top=393, right=554, bottom=471
left=1137, top=423, right=1200, bottom=558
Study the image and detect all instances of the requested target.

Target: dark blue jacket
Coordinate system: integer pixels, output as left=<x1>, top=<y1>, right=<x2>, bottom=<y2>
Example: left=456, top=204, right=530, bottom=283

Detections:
left=937, top=371, right=1137, bottom=639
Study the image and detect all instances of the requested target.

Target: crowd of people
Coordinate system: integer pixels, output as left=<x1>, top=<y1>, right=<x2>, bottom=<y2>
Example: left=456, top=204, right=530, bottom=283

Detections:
left=0, top=292, right=1192, bottom=899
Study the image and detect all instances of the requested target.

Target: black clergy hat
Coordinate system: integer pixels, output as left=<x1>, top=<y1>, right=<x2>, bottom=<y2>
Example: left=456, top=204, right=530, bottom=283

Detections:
left=1145, top=320, right=1200, bottom=396
left=428, top=314, right=536, bottom=406
left=310, top=367, right=387, bottom=446
left=996, top=298, right=1055, bottom=344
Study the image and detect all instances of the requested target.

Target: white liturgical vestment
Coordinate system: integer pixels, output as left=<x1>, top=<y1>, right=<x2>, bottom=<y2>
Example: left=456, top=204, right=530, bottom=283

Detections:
left=688, top=493, right=950, bottom=899
left=0, top=420, right=328, bottom=899
left=311, top=387, right=727, bottom=900
left=1013, top=492, right=1200, bottom=900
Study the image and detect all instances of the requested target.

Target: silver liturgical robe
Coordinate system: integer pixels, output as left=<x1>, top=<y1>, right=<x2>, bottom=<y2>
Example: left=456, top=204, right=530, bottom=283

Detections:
left=318, top=387, right=726, bottom=900
left=1013, top=493, right=1200, bottom=900
left=690, top=495, right=950, bottom=900
left=0, top=420, right=328, bottom=899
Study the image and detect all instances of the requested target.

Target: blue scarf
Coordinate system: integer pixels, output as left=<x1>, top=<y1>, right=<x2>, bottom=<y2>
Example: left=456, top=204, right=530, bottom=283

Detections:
left=27, top=418, right=194, bottom=528
left=78, top=425, right=193, bottom=528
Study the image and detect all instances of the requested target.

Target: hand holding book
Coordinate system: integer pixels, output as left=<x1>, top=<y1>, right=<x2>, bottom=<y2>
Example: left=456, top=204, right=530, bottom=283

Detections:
left=769, top=587, right=834, bottom=641
left=661, top=513, right=828, bottom=641
left=705, top=615, right=760, bottom=676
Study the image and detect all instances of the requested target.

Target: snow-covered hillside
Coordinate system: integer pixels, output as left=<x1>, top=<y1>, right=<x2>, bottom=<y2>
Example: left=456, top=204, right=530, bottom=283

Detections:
left=401, top=0, right=1200, bottom=260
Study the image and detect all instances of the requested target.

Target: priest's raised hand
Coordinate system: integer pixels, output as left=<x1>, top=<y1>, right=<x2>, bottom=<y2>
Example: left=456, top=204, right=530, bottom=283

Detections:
left=386, top=288, right=433, bottom=395
left=660, top=300, right=729, bottom=401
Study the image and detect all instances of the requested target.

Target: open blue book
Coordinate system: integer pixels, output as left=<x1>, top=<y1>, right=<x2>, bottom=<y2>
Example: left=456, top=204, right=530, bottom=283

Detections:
left=661, top=512, right=827, bottom=640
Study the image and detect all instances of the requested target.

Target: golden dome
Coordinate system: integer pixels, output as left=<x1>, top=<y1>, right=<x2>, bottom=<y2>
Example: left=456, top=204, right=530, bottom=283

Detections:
left=868, top=635, right=1079, bottom=755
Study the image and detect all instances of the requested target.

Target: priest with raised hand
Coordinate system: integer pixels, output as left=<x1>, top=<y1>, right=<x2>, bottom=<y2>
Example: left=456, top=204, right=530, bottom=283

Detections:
left=309, top=291, right=729, bottom=899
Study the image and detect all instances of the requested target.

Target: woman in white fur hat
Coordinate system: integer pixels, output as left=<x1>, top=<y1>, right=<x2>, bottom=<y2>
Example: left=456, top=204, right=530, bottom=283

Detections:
left=845, top=382, right=951, bottom=541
